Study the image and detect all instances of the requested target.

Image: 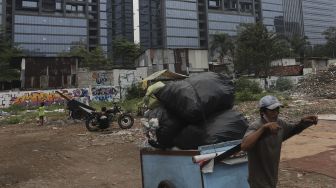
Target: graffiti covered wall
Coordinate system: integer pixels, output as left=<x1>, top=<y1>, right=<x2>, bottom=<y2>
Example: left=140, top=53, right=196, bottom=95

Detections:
left=91, top=86, right=119, bottom=101
left=77, top=69, right=114, bottom=88
left=0, top=86, right=121, bottom=108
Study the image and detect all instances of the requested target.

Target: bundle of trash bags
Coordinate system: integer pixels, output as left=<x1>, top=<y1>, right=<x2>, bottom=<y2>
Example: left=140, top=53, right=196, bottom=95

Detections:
left=143, top=72, right=249, bottom=149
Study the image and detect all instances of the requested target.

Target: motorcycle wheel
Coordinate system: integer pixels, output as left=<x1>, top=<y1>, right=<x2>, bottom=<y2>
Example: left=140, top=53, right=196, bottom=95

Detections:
left=85, top=117, right=100, bottom=132
left=118, top=114, right=134, bottom=129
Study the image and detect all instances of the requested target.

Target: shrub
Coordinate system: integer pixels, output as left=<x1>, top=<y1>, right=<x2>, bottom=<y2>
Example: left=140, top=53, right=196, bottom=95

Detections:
left=126, top=84, right=145, bottom=100
left=6, top=116, right=22, bottom=124
left=235, top=91, right=264, bottom=102
left=235, top=78, right=262, bottom=94
left=120, top=98, right=143, bottom=113
left=275, top=77, right=293, bottom=91
left=3, top=105, right=26, bottom=115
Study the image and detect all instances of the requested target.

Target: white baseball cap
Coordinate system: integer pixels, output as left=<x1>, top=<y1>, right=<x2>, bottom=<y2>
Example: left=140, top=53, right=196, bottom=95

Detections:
left=259, top=95, right=283, bottom=110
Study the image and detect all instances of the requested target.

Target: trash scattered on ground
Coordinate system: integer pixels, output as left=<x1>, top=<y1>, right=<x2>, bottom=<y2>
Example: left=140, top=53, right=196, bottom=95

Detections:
left=0, top=110, right=9, bottom=116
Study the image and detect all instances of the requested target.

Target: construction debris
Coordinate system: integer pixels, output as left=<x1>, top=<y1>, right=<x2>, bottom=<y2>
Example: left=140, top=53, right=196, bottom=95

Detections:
left=297, top=66, right=336, bottom=99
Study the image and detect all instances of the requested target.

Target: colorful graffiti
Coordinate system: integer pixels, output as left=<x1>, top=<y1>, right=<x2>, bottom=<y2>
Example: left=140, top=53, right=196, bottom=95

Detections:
left=12, top=92, right=64, bottom=106
left=9, top=89, right=90, bottom=107
left=91, top=87, right=118, bottom=101
left=92, top=72, right=109, bottom=85
left=0, top=86, right=121, bottom=108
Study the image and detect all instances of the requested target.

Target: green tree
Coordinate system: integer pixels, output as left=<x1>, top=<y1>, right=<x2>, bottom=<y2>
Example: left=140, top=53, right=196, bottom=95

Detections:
left=305, top=44, right=329, bottom=58
left=235, top=23, right=290, bottom=78
left=86, top=47, right=109, bottom=68
left=0, top=29, right=22, bottom=87
left=209, top=33, right=235, bottom=64
left=112, top=37, right=141, bottom=67
left=323, top=27, right=336, bottom=58
left=288, top=34, right=309, bottom=58
left=59, top=42, right=109, bottom=69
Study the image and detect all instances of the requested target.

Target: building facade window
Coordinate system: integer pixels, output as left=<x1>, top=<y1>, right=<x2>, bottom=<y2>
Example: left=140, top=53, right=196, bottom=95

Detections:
left=22, top=0, right=38, bottom=8
left=224, top=0, right=238, bottom=11
left=209, top=0, right=221, bottom=9
left=56, top=2, right=62, bottom=10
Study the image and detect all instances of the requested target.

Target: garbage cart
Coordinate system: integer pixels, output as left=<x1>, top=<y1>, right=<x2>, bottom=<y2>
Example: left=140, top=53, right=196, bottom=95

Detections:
left=140, top=140, right=248, bottom=188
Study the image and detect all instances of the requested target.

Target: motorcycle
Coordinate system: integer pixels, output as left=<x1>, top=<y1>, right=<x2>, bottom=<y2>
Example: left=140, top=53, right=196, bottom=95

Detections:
left=85, top=103, right=134, bottom=131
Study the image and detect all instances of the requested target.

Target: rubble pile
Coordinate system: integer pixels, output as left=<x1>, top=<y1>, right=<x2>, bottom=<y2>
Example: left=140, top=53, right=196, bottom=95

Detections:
left=297, top=66, right=336, bottom=99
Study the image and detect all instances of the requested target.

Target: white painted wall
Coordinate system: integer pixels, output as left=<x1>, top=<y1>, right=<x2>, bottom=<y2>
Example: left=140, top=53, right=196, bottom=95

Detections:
left=328, top=59, right=336, bottom=67
left=251, top=76, right=304, bottom=89
left=271, top=58, right=298, bottom=67
left=77, top=68, right=114, bottom=88
left=135, top=48, right=209, bottom=74
left=188, top=50, right=209, bottom=72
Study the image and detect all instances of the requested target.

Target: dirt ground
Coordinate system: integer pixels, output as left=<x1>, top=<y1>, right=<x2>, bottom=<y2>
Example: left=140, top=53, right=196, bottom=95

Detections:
left=0, top=118, right=335, bottom=188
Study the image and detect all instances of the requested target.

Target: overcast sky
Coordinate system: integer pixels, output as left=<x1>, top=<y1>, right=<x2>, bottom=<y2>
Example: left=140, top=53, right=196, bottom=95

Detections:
left=133, top=0, right=140, bottom=43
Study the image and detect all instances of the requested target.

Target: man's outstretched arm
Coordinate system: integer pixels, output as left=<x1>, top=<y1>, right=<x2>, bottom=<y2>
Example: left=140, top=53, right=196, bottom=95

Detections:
left=241, top=122, right=280, bottom=151
left=285, top=116, right=318, bottom=139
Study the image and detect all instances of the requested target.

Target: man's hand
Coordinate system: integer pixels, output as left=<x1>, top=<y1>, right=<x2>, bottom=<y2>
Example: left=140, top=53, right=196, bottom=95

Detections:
left=300, top=115, right=318, bottom=125
left=263, top=122, right=281, bottom=134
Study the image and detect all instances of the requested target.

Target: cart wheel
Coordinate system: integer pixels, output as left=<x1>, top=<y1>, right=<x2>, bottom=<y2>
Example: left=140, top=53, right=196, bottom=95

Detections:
left=158, top=180, right=176, bottom=188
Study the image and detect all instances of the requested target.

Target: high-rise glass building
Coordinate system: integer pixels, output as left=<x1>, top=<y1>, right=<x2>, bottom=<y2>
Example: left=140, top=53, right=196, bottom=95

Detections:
left=1, top=0, right=133, bottom=58
left=139, top=0, right=256, bottom=50
left=0, top=0, right=3, bottom=26
left=207, top=0, right=256, bottom=36
left=111, top=0, right=134, bottom=42
left=259, top=0, right=285, bottom=34
left=140, top=0, right=336, bottom=50
left=111, top=0, right=134, bottom=64
left=302, top=0, right=336, bottom=45
left=140, top=0, right=206, bottom=49
left=260, top=0, right=304, bottom=37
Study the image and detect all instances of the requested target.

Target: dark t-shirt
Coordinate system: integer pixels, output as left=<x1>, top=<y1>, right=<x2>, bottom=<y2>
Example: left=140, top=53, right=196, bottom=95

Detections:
left=244, top=118, right=296, bottom=188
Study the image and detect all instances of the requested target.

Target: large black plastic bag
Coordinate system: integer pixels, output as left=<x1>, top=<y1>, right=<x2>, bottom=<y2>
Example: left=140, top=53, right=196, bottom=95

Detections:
left=173, top=124, right=207, bottom=150
left=203, top=110, right=249, bottom=144
left=173, top=109, right=248, bottom=150
left=156, top=72, right=234, bottom=123
left=147, top=106, right=185, bottom=148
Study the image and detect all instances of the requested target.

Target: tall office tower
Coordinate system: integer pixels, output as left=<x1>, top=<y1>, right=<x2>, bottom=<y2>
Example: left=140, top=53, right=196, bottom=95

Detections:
left=140, top=0, right=207, bottom=49
left=111, top=0, right=134, bottom=42
left=139, top=0, right=336, bottom=51
left=207, top=0, right=256, bottom=37
left=111, top=0, right=134, bottom=64
left=0, top=0, right=3, bottom=25
left=259, top=0, right=304, bottom=38
left=139, top=0, right=257, bottom=50
left=283, top=0, right=304, bottom=37
left=139, top=0, right=163, bottom=49
left=259, top=0, right=285, bottom=34
left=1, top=0, right=111, bottom=57
left=301, top=0, right=336, bottom=45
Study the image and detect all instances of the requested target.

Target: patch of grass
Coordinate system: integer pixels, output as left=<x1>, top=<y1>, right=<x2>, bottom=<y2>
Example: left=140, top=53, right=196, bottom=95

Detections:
left=235, top=78, right=263, bottom=94
left=2, top=105, right=26, bottom=115
left=45, top=111, right=68, bottom=122
left=5, top=116, right=22, bottom=124
left=235, top=91, right=261, bottom=102
left=120, top=98, right=142, bottom=113
left=235, top=91, right=292, bottom=104
left=45, top=103, right=67, bottom=111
